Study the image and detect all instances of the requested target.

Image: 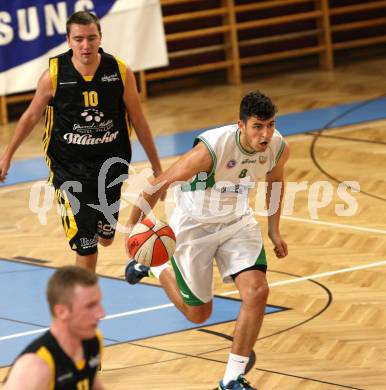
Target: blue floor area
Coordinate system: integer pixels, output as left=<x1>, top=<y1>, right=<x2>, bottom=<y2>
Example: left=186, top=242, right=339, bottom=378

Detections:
left=1, top=96, right=385, bottom=187
left=0, top=259, right=286, bottom=367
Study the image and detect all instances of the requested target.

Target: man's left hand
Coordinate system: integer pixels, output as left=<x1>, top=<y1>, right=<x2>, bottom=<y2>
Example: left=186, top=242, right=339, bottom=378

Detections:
left=269, top=232, right=288, bottom=258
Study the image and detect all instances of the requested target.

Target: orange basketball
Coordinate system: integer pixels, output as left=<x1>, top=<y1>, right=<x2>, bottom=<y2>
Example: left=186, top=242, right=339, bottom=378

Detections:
left=127, top=219, right=176, bottom=267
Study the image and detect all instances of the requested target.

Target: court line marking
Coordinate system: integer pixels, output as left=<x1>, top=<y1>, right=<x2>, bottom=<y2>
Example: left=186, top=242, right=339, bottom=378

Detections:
left=159, top=198, right=386, bottom=236
left=285, top=125, right=370, bottom=142
left=221, top=259, right=386, bottom=296
left=129, top=197, right=386, bottom=236
left=1, top=180, right=385, bottom=236
left=0, top=303, right=175, bottom=342
left=104, top=303, right=174, bottom=320
left=0, top=328, right=46, bottom=341
left=2, top=260, right=386, bottom=342
left=1, top=185, right=384, bottom=235
left=279, top=215, right=386, bottom=235
left=0, top=183, right=34, bottom=194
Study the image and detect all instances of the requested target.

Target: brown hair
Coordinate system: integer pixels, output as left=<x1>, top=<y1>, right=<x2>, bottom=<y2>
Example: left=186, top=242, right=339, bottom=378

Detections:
left=239, top=90, right=277, bottom=122
left=66, top=11, right=101, bottom=36
left=47, top=266, right=98, bottom=315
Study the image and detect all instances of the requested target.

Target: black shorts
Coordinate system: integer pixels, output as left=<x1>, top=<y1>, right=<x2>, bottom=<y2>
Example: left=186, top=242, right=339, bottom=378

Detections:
left=55, top=180, right=123, bottom=256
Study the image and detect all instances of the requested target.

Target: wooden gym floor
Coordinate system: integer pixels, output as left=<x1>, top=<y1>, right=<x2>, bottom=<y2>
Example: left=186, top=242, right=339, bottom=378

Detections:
left=0, top=55, right=385, bottom=389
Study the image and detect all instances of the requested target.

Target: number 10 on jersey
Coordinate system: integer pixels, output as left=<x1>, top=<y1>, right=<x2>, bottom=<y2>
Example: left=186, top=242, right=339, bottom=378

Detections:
left=83, top=91, right=98, bottom=107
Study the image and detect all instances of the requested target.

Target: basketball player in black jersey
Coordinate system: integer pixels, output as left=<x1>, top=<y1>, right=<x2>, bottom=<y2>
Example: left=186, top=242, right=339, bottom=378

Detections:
left=0, top=11, right=163, bottom=271
left=3, top=266, right=105, bottom=390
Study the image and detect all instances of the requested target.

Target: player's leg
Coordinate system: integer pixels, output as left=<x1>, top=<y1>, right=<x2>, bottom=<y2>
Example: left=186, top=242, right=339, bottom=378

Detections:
left=126, top=210, right=216, bottom=323
left=125, top=257, right=213, bottom=323
left=55, top=186, right=99, bottom=272
left=159, top=268, right=213, bottom=324
left=96, top=180, right=123, bottom=247
left=158, top=257, right=213, bottom=324
left=215, top=218, right=267, bottom=389
left=160, top=212, right=219, bottom=324
left=98, top=237, right=113, bottom=247
left=231, top=266, right=268, bottom=356
left=215, top=268, right=267, bottom=390
left=76, top=252, right=98, bottom=271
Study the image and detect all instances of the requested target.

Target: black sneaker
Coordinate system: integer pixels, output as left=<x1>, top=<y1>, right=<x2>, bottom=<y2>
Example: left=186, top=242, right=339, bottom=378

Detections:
left=125, top=260, right=150, bottom=285
left=217, top=375, right=257, bottom=390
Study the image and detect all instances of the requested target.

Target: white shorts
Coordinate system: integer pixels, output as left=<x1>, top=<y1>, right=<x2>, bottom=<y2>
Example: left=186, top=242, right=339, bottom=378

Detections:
left=169, top=210, right=267, bottom=305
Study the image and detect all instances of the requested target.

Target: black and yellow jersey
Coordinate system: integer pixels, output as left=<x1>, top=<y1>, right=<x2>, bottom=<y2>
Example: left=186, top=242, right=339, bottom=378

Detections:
left=43, top=48, right=132, bottom=186
left=12, top=330, right=103, bottom=390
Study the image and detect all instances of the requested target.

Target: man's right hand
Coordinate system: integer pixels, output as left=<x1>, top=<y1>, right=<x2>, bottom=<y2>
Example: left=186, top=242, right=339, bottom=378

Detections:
left=0, top=156, right=10, bottom=183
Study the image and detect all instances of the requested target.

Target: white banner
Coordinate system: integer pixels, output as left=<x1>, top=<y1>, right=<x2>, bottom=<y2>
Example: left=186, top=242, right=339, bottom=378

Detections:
left=0, top=0, right=168, bottom=95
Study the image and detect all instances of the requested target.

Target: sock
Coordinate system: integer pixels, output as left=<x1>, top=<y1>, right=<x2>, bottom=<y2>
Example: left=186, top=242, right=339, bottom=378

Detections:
left=222, top=353, right=249, bottom=386
left=150, top=262, right=170, bottom=279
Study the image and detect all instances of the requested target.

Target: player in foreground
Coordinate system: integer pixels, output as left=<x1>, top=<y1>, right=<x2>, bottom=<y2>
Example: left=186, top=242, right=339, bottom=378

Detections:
left=125, top=91, right=289, bottom=389
left=4, top=266, right=105, bottom=390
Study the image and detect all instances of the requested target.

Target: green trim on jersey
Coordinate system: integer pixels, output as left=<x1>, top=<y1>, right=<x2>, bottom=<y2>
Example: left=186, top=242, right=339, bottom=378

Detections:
left=275, top=139, right=286, bottom=163
left=182, top=171, right=215, bottom=192
left=171, top=257, right=204, bottom=306
left=236, top=128, right=256, bottom=156
left=195, top=135, right=217, bottom=177
left=181, top=136, right=216, bottom=192
left=255, top=246, right=267, bottom=267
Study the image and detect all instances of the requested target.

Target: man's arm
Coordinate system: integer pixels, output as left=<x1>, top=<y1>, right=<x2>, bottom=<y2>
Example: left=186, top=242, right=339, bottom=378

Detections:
left=127, top=142, right=212, bottom=229
left=122, top=66, right=162, bottom=177
left=3, top=354, right=51, bottom=390
left=265, top=141, right=290, bottom=258
left=0, top=69, right=53, bottom=182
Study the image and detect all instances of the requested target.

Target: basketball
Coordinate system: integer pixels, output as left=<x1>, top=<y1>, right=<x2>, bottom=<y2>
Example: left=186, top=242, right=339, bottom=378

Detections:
left=127, top=219, right=176, bottom=267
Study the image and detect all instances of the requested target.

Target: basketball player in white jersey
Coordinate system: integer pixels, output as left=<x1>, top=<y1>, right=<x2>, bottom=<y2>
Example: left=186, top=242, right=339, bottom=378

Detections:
left=125, top=91, right=289, bottom=389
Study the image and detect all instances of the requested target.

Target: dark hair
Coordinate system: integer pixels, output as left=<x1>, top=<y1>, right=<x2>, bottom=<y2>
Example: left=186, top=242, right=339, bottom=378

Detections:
left=239, top=91, right=277, bottom=122
left=47, top=265, right=98, bottom=315
left=66, top=11, right=101, bottom=35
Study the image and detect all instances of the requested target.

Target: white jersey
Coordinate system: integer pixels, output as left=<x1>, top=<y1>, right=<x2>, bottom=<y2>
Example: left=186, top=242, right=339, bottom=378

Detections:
left=174, top=124, right=285, bottom=223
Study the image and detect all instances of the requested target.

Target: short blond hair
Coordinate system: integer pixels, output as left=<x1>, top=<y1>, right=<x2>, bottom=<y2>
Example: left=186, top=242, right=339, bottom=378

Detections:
left=47, top=266, right=98, bottom=315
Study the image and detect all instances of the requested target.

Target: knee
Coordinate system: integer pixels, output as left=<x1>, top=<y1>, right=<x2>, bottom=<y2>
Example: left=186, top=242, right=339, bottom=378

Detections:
left=184, top=305, right=212, bottom=324
left=186, top=311, right=211, bottom=324
left=98, top=237, right=114, bottom=247
left=243, top=282, right=269, bottom=307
